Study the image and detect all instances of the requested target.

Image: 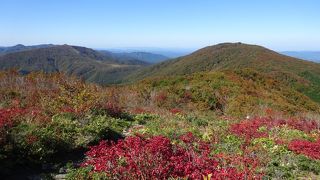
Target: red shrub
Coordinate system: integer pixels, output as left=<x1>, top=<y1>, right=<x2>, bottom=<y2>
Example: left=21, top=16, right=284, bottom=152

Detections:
left=286, top=119, right=319, bottom=133
left=11, top=99, right=20, bottom=107
left=103, top=102, right=123, bottom=117
left=132, top=107, right=147, bottom=114
left=0, top=107, right=26, bottom=144
left=26, top=134, right=38, bottom=145
left=170, top=108, right=182, bottom=115
left=155, top=91, right=167, bottom=104
left=288, top=139, right=320, bottom=160
left=265, top=108, right=274, bottom=116
left=82, top=133, right=261, bottom=179
left=60, top=106, right=76, bottom=113
left=230, top=118, right=272, bottom=140
left=180, top=91, right=193, bottom=103
left=0, top=107, right=25, bottom=129
left=230, top=117, right=319, bottom=140
left=131, top=107, right=152, bottom=114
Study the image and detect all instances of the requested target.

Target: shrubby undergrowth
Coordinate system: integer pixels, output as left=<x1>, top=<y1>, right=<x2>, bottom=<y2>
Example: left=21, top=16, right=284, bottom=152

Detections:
left=1, top=71, right=320, bottom=179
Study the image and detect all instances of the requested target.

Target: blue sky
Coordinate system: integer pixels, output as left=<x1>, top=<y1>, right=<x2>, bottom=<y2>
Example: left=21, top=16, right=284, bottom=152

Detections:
left=1, top=0, right=320, bottom=51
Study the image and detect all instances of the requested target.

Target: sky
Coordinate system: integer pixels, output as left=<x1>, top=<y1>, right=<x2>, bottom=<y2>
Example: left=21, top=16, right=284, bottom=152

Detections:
left=1, top=0, right=320, bottom=51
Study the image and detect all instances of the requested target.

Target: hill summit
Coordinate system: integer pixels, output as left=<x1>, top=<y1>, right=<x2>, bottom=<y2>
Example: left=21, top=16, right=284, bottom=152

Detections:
left=128, top=42, right=320, bottom=78
left=127, top=42, right=320, bottom=104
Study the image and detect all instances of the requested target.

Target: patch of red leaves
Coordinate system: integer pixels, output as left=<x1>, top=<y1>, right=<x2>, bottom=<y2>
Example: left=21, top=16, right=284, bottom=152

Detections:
left=286, top=119, right=319, bottom=133
left=155, top=91, right=167, bottom=104
left=230, top=118, right=319, bottom=140
left=170, top=108, right=182, bottom=115
left=131, top=107, right=149, bottom=114
left=103, top=102, right=123, bottom=118
left=82, top=133, right=261, bottom=179
left=0, top=107, right=25, bottom=129
left=288, top=139, right=320, bottom=160
left=0, top=107, right=26, bottom=144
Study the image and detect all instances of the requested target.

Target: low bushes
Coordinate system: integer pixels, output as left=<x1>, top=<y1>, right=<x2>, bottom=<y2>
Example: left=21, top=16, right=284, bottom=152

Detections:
left=74, top=133, right=261, bottom=179
left=6, top=113, right=132, bottom=162
left=288, top=139, right=320, bottom=160
left=230, top=117, right=319, bottom=141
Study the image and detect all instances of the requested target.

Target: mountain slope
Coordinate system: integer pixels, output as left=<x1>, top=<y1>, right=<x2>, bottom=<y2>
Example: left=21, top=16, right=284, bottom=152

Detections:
left=127, top=43, right=320, bottom=104
left=128, top=69, right=320, bottom=116
left=0, top=45, right=146, bottom=84
left=129, top=43, right=319, bottom=77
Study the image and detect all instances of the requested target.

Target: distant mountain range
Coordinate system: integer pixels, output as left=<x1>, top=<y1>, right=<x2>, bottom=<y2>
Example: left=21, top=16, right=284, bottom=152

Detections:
left=105, top=47, right=192, bottom=58
left=280, top=51, right=320, bottom=62
left=99, top=51, right=169, bottom=64
left=0, top=44, right=173, bottom=84
left=0, top=44, right=55, bottom=55
left=0, top=45, right=151, bottom=84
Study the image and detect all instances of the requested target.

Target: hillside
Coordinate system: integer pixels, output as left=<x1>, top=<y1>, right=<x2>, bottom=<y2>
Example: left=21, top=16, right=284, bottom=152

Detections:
left=0, top=45, right=148, bottom=84
left=127, top=43, right=320, bottom=104
left=1, top=71, right=320, bottom=179
left=128, top=43, right=320, bottom=77
left=121, top=69, right=320, bottom=117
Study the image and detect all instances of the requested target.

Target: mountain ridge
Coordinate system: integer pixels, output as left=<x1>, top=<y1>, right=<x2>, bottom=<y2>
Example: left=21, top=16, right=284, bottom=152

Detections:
left=0, top=45, right=146, bottom=84
left=127, top=43, right=320, bottom=79
left=125, top=42, right=320, bottom=104
left=0, top=44, right=55, bottom=55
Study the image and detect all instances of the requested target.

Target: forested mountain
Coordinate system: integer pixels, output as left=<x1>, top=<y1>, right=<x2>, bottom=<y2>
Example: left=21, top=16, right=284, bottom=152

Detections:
left=0, top=45, right=147, bottom=84
left=0, top=44, right=55, bottom=55
left=126, top=43, right=320, bottom=104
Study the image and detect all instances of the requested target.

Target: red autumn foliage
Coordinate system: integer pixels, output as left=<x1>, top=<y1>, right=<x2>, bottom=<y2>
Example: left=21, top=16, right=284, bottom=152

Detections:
left=230, top=119, right=269, bottom=140
left=230, top=117, right=319, bottom=140
left=0, top=107, right=25, bottom=129
left=180, top=91, right=193, bottom=103
left=26, top=134, right=38, bottom=145
left=60, top=106, right=76, bottom=113
left=131, top=107, right=151, bottom=114
left=103, top=102, right=123, bottom=117
left=0, top=107, right=26, bottom=144
left=288, top=139, right=320, bottom=160
left=170, top=108, right=182, bottom=115
left=265, top=108, right=274, bottom=116
left=155, top=91, right=167, bottom=104
left=286, top=119, right=319, bottom=133
left=11, top=99, right=20, bottom=107
left=82, top=133, right=262, bottom=179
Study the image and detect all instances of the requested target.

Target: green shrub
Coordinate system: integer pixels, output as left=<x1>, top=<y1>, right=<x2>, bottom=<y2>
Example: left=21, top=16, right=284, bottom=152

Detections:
left=269, top=126, right=314, bottom=142
left=133, top=113, right=159, bottom=124
left=9, top=113, right=132, bottom=162
left=213, top=135, right=243, bottom=154
left=66, top=166, right=108, bottom=180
